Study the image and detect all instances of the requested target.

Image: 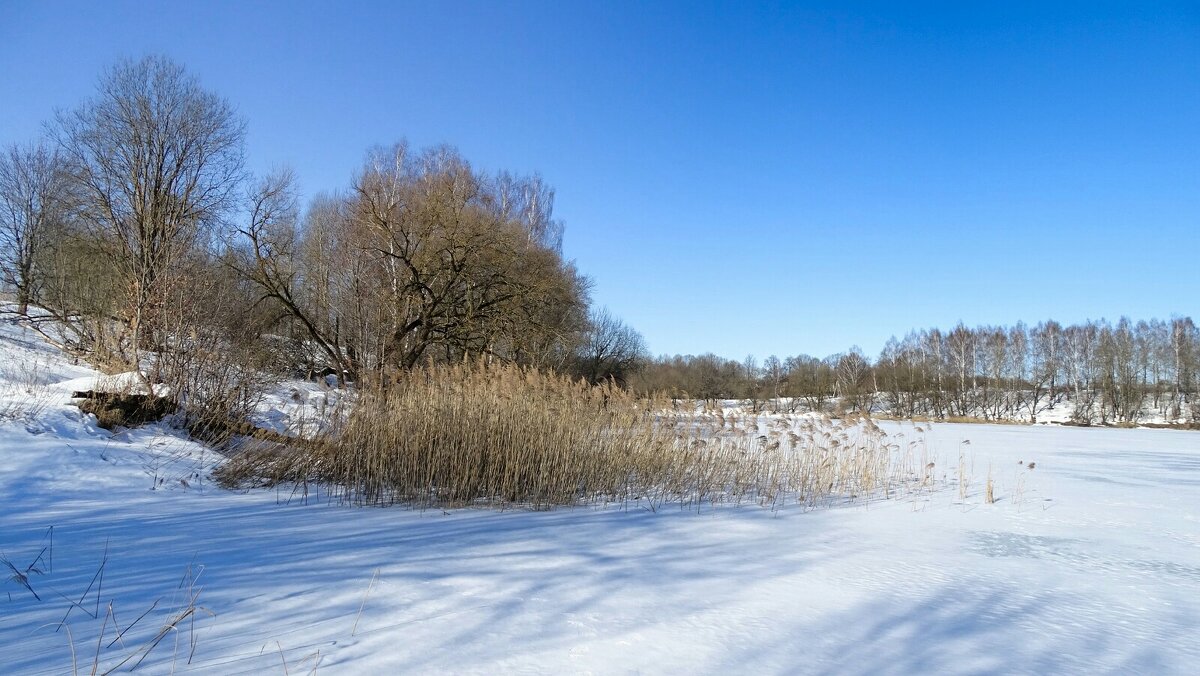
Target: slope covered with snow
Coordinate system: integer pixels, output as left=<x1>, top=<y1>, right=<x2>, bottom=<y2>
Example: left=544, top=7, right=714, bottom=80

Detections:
left=1, top=315, right=1198, bottom=674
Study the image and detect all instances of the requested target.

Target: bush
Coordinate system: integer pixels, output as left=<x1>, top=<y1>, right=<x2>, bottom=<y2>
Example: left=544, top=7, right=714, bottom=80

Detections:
left=75, top=391, right=174, bottom=430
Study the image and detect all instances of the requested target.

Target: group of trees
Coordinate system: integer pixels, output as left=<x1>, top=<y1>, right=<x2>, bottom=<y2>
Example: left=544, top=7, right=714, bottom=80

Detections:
left=871, top=318, right=1199, bottom=423
left=0, top=56, right=648, bottom=425
left=635, top=318, right=1200, bottom=425
left=232, top=144, right=597, bottom=383
left=4, top=56, right=1195, bottom=430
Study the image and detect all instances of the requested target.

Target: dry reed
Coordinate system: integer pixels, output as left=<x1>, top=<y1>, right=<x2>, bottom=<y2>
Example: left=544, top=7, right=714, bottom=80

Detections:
left=217, top=360, right=913, bottom=511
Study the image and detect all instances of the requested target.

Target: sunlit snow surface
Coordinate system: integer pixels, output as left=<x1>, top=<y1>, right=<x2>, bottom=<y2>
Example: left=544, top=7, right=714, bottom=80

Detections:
left=1, top=316, right=1198, bottom=674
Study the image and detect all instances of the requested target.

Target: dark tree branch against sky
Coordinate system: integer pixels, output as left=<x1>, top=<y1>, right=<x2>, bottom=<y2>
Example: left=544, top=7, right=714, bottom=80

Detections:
left=2, top=1, right=1197, bottom=359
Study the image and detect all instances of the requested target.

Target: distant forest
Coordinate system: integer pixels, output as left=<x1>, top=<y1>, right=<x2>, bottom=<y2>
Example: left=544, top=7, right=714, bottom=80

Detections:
left=635, top=317, right=1199, bottom=425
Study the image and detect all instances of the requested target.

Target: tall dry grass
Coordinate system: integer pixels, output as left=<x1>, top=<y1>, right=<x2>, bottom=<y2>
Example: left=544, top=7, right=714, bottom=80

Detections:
left=217, top=360, right=912, bottom=510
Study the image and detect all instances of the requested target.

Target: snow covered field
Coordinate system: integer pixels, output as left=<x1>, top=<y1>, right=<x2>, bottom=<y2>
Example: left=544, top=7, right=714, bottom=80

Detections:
left=2, top=318, right=1199, bottom=674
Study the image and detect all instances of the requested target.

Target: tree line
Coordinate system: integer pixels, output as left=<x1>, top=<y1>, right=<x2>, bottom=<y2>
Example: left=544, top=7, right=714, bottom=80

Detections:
left=3, top=56, right=1194, bottom=429
left=634, top=317, right=1200, bottom=425
left=0, top=56, right=648, bottom=429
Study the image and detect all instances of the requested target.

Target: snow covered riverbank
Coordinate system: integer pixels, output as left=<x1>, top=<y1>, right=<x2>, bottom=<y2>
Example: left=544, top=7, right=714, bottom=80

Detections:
left=1, top=317, right=1198, bottom=674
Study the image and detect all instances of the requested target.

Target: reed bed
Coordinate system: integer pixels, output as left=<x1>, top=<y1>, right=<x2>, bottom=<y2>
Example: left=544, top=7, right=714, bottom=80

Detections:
left=217, top=360, right=917, bottom=510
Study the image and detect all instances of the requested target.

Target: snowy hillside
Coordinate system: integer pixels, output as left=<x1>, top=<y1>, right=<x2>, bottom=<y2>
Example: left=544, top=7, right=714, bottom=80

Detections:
left=1, top=315, right=1199, bottom=674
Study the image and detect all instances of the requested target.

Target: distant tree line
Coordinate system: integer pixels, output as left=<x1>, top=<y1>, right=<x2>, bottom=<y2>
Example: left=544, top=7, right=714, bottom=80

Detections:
left=634, top=318, right=1200, bottom=425
left=0, top=56, right=648, bottom=429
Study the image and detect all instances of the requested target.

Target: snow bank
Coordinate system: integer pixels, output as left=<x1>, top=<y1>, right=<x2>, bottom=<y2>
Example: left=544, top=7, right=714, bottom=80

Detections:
left=1, top=315, right=1198, bottom=673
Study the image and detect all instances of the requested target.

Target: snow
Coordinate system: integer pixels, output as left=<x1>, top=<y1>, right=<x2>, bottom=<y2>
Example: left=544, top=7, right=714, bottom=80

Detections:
left=1, top=315, right=1199, bottom=674
left=250, top=378, right=349, bottom=438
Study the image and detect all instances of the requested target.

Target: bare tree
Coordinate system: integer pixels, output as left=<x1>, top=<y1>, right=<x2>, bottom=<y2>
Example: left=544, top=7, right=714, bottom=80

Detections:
left=835, top=347, right=873, bottom=413
left=979, top=326, right=1008, bottom=419
left=876, top=338, right=913, bottom=417
left=945, top=324, right=977, bottom=416
left=1063, top=321, right=1101, bottom=422
left=763, top=354, right=784, bottom=411
left=231, top=171, right=360, bottom=383
left=494, top=171, right=565, bottom=252
left=353, top=144, right=585, bottom=372
left=54, top=55, right=245, bottom=361
left=1031, top=320, right=1063, bottom=407
left=233, top=144, right=588, bottom=382
left=740, top=355, right=767, bottom=412
left=1170, top=318, right=1197, bottom=419
left=575, top=308, right=647, bottom=386
left=0, top=141, right=73, bottom=314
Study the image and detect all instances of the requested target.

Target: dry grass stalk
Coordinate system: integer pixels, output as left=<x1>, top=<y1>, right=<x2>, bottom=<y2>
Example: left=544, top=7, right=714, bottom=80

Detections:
left=352, top=568, right=379, bottom=636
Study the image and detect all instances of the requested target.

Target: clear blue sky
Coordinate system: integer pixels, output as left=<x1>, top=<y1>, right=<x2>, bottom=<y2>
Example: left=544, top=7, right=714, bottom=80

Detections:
left=2, top=1, right=1197, bottom=360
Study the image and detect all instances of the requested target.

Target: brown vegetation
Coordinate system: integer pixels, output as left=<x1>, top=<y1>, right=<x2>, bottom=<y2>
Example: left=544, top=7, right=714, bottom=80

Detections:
left=217, top=360, right=907, bottom=511
left=74, top=391, right=174, bottom=430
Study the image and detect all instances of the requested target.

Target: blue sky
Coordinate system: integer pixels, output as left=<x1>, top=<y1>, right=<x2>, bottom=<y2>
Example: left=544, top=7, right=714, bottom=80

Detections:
left=2, top=1, right=1197, bottom=360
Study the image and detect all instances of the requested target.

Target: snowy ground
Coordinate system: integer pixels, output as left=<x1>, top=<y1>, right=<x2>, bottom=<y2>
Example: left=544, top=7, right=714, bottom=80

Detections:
left=1, top=318, right=1199, bottom=674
